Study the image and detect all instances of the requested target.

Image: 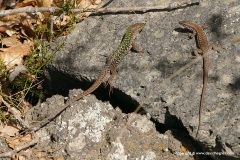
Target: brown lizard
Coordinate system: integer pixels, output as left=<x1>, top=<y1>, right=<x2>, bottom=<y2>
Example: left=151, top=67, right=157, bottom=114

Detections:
left=32, top=23, right=145, bottom=131
left=179, top=21, right=212, bottom=137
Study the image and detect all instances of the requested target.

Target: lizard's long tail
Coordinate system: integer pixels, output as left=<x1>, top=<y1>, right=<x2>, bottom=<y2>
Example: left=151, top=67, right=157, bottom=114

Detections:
left=64, top=68, right=109, bottom=107
left=32, top=68, right=109, bottom=131
left=196, top=57, right=209, bottom=137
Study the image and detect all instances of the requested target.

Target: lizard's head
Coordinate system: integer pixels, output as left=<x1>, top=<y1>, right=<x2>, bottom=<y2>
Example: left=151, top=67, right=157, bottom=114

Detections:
left=130, top=23, right=146, bottom=34
left=179, top=21, right=188, bottom=26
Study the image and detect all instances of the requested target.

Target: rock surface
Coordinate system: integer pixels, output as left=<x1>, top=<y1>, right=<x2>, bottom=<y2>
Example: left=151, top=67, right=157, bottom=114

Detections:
left=26, top=89, right=196, bottom=159
left=39, top=0, right=240, bottom=159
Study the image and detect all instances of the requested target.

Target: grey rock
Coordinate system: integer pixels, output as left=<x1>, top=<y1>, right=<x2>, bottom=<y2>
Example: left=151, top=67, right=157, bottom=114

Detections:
left=28, top=89, right=195, bottom=159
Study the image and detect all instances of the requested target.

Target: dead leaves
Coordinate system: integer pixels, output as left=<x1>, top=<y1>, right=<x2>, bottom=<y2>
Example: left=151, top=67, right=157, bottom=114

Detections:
left=0, top=123, right=19, bottom=137
left=0, top=36, right=33, bottom=67
left=0, top=0, right=103, bottom=68
left=0, top=0, right=104, bottom=158
left=6, top=133, right=32, bottom=149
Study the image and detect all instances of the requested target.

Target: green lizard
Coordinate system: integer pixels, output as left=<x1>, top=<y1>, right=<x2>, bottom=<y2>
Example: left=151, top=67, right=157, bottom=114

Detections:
left=33, top=23, right=145, bottom=131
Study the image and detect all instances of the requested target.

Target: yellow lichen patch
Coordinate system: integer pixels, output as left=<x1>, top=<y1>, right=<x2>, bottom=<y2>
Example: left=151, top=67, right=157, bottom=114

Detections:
left=158, top=145, right=163, bottom=151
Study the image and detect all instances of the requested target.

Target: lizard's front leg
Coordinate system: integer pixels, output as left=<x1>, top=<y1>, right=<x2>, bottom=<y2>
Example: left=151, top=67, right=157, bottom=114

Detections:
left=131, top=38, right=144, bottom=52
left=193, top=48, right=203, bottom=57
left=107, top=66, right=117, bottom=97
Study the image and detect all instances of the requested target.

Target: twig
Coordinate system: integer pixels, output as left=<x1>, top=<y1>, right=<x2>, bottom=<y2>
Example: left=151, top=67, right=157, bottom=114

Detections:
left=0, top=95, right=30, bottom=129
left=10, top=80, right=44, bottom=97
left=15, top=81, right=34, bottom=109
left=0, top=1, right=199, bottom=17
left=50, top=0, right=54, bottom=43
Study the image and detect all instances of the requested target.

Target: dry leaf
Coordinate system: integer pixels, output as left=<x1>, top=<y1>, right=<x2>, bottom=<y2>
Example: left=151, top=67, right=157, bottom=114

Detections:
left=0, top=26, right=7, bottom=33
left=3, top=0, right=16, bottom=8
left=19, top=16, right=36, bottom=38
left=0, top=36, right=33, bottom=67
left=0, top=21, right=18, bottom=36
left=0, top=125, right=19, bottom=136
left=0, top=13, right=21, bottom=23
left=0, top=8, right=37, bottom=38
left=92, top=0, right=102, bottom=5
left=77, top=0, right=102, bottom=18
left=33, top=150, right=48, bottom=159
left=56, top=156, right=65, bottom=160
left=13, top=154, right=27, bottom=160
left=53, top=0, right=64, bottom=7
left=0, top=0, right=4, bottom=9
left=42, top=0, right=51, bottom=7
left=17, top=0, right=38, bottom=7
left=5, top=133, right=32, bottom=149
left=53, top=14, right=71, bottom=26
left=0, top=26, right=16, bottom=36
